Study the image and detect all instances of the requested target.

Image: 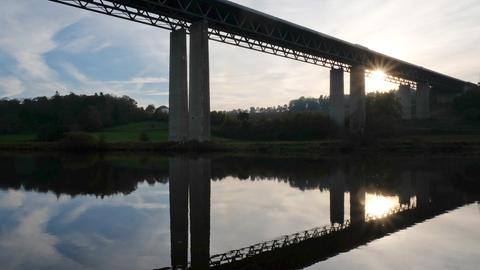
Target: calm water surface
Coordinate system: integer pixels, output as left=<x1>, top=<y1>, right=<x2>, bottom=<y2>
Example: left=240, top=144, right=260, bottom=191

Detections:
left=0, top=154, right=479, bottom=269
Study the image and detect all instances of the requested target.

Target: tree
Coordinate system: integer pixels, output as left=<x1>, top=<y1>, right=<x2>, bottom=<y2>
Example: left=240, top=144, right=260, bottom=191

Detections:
left=79, top=106, right=102, bottom=131
left=365, top=91, right=402, bottom=137
left=454, top=90, right=480, bottom=122
left=145, top=104, right=156, bottom=114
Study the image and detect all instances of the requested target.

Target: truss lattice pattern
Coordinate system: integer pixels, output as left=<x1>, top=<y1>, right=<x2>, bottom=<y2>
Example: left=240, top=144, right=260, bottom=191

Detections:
left=49, top=0, right=473, bottom=90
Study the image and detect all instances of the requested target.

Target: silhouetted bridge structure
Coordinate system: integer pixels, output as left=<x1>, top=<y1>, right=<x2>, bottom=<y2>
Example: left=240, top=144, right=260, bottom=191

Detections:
left=50, top=0, right=479, bottom=139
left=209, top=203, right=415, bottom=268
left=155, top=157, right=480, bottom=270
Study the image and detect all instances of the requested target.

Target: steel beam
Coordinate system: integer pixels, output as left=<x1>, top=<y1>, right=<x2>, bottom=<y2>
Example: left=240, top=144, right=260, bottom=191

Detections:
left=48, top=0, right=473, bottom=89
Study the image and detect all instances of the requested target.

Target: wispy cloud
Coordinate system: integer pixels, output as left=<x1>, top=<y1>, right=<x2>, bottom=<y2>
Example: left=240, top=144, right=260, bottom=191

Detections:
left=0, top=0, right=478, bottom=109
left=0, top=77, right=24, bottom=97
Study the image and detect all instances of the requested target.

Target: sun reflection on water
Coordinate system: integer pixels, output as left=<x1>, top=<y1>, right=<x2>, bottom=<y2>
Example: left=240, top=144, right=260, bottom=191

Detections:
left=365, top=193, right=399, bottom=218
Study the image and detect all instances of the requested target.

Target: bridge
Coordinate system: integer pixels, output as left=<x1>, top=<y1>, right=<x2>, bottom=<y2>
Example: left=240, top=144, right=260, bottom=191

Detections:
left=208, top=203, right=416, bottom=268
left=207, top=200, right=472, bottom=270
left=50, top=0, right=479, bottom=138
left=159, top=156, right=479, bottom=270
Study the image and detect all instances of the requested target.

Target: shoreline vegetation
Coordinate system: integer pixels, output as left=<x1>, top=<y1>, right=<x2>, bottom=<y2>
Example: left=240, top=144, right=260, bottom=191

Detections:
left=1, top=90, right=479, bottom=155
left=1, top=135, right=480, bottom=156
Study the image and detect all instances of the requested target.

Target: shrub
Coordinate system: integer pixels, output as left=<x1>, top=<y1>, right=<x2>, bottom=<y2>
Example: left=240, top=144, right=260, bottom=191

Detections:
left=365, top=92, right=402, bottom=137
left=61, top=132, right=99, bottom=149
left=36, top=125, right=67, bottom=142
left=212, top=112, right=338, bottom=141
left=454, top=90, right=480, bottom=122
left=139, top=132, right=150, bottom=142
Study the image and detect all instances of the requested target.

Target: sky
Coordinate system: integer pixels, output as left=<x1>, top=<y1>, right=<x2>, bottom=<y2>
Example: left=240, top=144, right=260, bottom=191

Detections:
left=0, top=0, right=479, bottom=110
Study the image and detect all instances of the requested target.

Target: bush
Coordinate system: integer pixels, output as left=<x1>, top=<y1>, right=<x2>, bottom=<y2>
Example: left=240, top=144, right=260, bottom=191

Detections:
left=61, top=132, right=99, bottom=149
left=36, top=125, right=67, bottom=142
left=139, top=132, right=150, bottom=142
left=365, top=92, right=402, bottom=137
left=212, top=112, right=338, bottom=141
left=454, top=90, right=480, bottom=122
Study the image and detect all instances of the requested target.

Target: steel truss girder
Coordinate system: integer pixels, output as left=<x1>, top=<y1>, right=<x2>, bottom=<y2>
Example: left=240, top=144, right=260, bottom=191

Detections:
left=209, top=203, right=416, bottom=267
left=49, top=0, right=422, bottom=87
left=49, top=0, right=472, bottom=90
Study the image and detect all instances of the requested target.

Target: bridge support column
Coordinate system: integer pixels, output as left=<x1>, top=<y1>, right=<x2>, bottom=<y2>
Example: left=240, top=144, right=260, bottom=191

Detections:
left=189, top=20, right=211, bottom=142
left=399, top=84, right=412, bottom=120
left=329, top=170, right=345, bottom=225
left=416, top=82, right=430, bottom=119
left=349, top=66, right=366, bottom=134
left=169, top=29, right=189, bottom=141
left=189, top=158, right=211, bottom=269
left=329, top=68, right=345, bottom=127
left=169, top=157, right=189, bottom=268
left=350, top=186, right=366, bottom=225
left=414, top=171, right=431, bottom=210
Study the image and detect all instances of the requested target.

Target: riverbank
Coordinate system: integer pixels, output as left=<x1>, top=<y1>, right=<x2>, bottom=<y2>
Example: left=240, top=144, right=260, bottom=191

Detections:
left=1, top=135, right=480, bottom=156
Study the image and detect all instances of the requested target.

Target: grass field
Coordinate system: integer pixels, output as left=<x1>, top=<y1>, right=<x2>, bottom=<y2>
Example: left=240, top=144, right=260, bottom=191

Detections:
left=0, top=121, right=169, bottom=144
left=93, top=121, right=168, bottom=143
left=0, top=134, right=36, bottom=144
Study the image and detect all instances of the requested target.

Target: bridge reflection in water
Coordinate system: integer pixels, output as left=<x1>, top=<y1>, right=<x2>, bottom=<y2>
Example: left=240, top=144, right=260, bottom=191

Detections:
left=163, top=157, right=477, bottom=270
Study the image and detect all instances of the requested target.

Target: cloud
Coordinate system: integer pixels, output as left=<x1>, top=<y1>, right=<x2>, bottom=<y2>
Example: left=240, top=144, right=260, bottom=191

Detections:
left=0, top=189, right=25, bottom=209
left=0, top=0, right=478, bottom=108
left=0, top=77, right=24, bottom=97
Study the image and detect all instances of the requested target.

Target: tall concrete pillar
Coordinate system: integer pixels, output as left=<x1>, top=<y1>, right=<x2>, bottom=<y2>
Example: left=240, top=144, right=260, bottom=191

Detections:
left=189, top=20, right=211, bottom=142
left=399, top=84, right=412, bottom=120
left=169, top=157, right=189, bottom=268
left=169, top=29, right=189, bottom=142
left=349, top=66, right=366, bottom=134
left=350, top=185, right=366, bottom=225
left=398, top=171, right=414, bottom=206
left=416, top=82, right=430, bottom=119
left=349, top=164, right=365, bottom=225
left=189, top=158, right=211, bottom=270
left=329, top=68, right=345, bottom=127
left=414, top=171, right=430, bottom=210
left=329, top=170, right=345, bottom=225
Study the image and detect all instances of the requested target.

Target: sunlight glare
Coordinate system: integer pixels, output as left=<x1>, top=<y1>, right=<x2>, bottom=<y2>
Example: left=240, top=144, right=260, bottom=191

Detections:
left=365, top=193, right=398, bottom=218
left=367, top=70, right=390, bottom=93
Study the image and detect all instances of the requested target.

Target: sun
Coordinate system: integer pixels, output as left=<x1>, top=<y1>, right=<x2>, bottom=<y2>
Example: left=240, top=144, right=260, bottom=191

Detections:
left=366, top=70, right=392, bottom=93
left=365, top=193, right=398, bottom=218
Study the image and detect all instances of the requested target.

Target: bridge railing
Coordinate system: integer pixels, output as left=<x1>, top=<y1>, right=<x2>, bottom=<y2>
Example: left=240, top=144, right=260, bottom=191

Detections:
left=209, top=202, right=416, bottom=267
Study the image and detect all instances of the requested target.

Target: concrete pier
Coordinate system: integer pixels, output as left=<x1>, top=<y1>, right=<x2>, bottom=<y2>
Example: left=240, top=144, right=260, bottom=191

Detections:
left=189, top=158, right=211, bottom=269
left=329, top=68, right=345, bottom=127
left=416, top=82, right=430, bottom=119
left=398, top=171, right=414, bottom=206
left=189, top=20, right=211, bottom=142
left=349, top=66, right=366, bottom=134
left=169, top=29, right=189, bottom=141
left=329, top=170, right=345, bottom=225
left=399, top=84, right=412, bottom=120
left=169, top=157, right=189, bottom=268
left=350, top=186, right=366, bottom=225
left=414, top=171, right=431, bottom=210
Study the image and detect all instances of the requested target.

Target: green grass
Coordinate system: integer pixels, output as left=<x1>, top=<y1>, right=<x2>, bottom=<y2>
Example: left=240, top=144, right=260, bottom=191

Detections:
left=93, top=121, right=168, bottom=143
left=0, top=121, right=169, bottom=144
left=0, top=134, right=36, bottom=144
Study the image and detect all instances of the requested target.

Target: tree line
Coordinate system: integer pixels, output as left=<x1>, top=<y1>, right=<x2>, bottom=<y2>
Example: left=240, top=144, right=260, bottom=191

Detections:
left=0, top=92, right=167, bottom=140
left=212, top=92, right=403, bottom=140
left=2, top=88, right=477, bottom=142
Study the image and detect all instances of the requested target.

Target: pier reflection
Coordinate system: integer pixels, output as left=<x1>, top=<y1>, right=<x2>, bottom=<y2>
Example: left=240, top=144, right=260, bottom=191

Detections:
left=0, top=154, right=478, bottom=270
left=165, top=156, right=479, bottom=270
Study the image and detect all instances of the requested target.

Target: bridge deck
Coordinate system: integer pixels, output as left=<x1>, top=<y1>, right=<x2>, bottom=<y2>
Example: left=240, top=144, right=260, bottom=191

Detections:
left=49, top=0, right=476, bottom=89
left=209, top=203, right=414, bottom=267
